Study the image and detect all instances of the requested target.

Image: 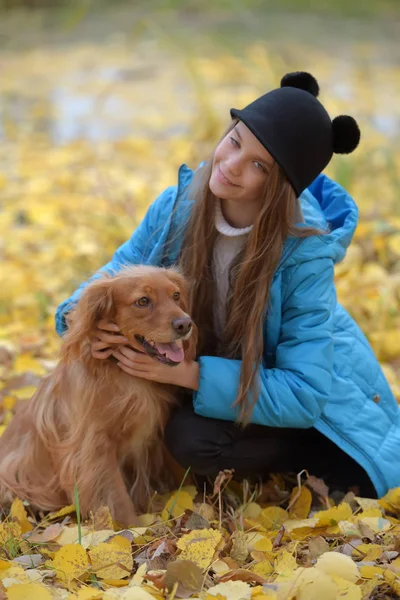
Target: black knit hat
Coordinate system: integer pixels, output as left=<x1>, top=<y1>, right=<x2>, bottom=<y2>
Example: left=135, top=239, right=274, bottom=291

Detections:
left=230, top=72, right=360, bottom=196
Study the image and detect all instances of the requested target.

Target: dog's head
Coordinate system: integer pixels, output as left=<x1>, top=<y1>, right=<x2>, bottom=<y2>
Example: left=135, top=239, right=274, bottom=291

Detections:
left=63, top=266, right=197, bottom=365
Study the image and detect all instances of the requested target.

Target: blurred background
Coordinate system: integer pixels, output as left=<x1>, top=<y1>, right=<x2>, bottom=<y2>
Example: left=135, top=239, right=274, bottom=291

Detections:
left=0, top=0, right=399, bottom=407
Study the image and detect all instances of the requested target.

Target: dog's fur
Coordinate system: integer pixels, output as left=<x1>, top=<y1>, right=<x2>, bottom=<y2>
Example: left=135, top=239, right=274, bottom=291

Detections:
left=0, top=266, right=197, bottom=526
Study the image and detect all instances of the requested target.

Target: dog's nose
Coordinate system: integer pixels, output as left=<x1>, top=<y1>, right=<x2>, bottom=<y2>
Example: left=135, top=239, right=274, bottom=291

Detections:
left=171, top=317, right=192, bottom=336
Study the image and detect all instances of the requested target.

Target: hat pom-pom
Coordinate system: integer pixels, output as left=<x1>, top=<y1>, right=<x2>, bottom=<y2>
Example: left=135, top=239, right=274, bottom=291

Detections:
left=280, top=71, right=319, bottom=97
left=332, top=115, right=360, bottom=154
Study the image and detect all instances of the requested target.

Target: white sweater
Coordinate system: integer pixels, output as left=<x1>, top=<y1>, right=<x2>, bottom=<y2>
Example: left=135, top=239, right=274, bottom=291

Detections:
left=212, top=199, right=253, bottom=340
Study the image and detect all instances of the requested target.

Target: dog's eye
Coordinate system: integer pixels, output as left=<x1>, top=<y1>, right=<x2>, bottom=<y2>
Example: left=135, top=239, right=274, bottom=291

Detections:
left=173, top=292, right=180, bottom=301
left=136, top=297, right=150, bottom=307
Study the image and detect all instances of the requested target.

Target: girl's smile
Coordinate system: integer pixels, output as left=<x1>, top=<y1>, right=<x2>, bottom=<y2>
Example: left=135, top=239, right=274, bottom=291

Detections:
left=217, top=165, right=239, bottom=187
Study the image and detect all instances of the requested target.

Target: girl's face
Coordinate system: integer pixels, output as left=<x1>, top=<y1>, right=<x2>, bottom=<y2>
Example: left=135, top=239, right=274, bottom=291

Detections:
left=209, top=121, right=274, bottom=204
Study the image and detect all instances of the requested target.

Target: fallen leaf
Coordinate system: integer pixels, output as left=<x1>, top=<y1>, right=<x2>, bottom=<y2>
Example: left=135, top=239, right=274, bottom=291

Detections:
left=288, top=486, right=312, bottom=520
left=206, top=580, right=252, bottom=600
left=89, top=535, right=133, bottom=580
left=315, top=552, right=360, bottom=583
left=6, top=582, right=53, bottom=599
left=27, top=523, right=64, bottom=543
left=10, top=499, right=33, bottom=534
left=50, top=543, right=90, bottom=585
left=176, top=528, right=222, bottom=570
left=257, top=507, right=289, bottom=531
left=220, top=568, right=268, bottom=584
left=164, top=559, right=203, bottom=597
left=308, top=536, right=330, bottom=561
left=314, top=503, right=353, bottom=527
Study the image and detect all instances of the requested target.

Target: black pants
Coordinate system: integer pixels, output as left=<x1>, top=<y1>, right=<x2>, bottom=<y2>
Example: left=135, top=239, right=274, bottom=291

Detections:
left=164, top=403, right=376, bottom=498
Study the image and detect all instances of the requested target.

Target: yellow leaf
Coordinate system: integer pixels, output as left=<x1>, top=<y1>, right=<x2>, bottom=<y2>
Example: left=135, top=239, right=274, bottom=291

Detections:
left=104, top=588, right=162, bottom=600
left=288, top=486, right=312, bottom=519
left=359, top=565, right=385, bottom=579
left=331, top=575, right=362, bottom=599
left=161, top=489, right=194, bottom=521
left=10, top=498, right=33, bottom=534
left=274, top=550, right=297, bottom=580
left=80, top=529, right=115, bottom=549
left=242, top=532, right=267, bottom=551
left=56, top=525, right=90, bottom=546
left=12, top=386, right=38, bottom=400
left=177, top=528, right=222, bottom=570
left=212, top=560, right=231, bottom=575
left=257, top=506, right=288, bottom=531
left=315, top=552, right=360, bottom=583
left=207, top=580, right=252, bottom=600
left=72, top=587, right=104, bottom=599
left=359, top=508, right=383, bottom=518
left=102, top=578, right=129, bottom=586
left=314, top=503, right=353, bottom=526
left=47, top=504, right=76, bottom=520
left=0, top=565, right=28, bottom=583
left=2, top=396, right=16, bottom=410
left=284, top=518, right=318, bottom=532
left=253, top=536, right=273, bottom=552
left=243, top=502, right=262, bottom=519
left=89, top=535, right=133, bottom=580
left=0, top=559, right=15, bottom=571
left=359, top=516, right=391, bottom=533
left=355, top=497, right=381, bottom=512
left=354, top=543, right=383, bottom=562
left=250, top=559, right=274, bottom=576
left=13, top=353, right=46, bottom=376
left=6, top=582, right=53, bottom=600
left=279, top=567, right=338, bottom=600
left=384, top=569, right=400, bottom=595
left=50, top=543, right=89, bottom=585
left=379, top=487, right=400, bottom=512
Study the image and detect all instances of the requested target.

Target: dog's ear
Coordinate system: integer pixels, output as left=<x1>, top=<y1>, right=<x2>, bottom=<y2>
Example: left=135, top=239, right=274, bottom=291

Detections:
left=61, top=276, right=115, bottom=361
left=165, top=269, right=192, bottom=313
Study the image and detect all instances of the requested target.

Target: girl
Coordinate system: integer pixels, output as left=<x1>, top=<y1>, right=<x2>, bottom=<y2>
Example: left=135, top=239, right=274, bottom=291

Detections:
left=56, top=71, right=400, bottom=498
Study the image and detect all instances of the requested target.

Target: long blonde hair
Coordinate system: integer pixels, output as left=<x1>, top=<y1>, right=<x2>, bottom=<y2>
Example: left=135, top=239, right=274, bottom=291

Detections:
left=178, top=121, right=326, bottom=423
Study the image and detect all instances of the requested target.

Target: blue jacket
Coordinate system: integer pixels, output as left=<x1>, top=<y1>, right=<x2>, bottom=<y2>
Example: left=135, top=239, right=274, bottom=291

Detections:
left=56, top=163, right=400, bottom=497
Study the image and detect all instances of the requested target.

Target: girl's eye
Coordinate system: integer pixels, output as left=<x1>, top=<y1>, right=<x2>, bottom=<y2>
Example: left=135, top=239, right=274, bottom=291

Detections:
left=254, top=161, right=266, bottom=172
left=173, top=291, right=180, bottom=301
left=229, top=136, right=239, bottom=147
left=136, top=297, right=150, bottom=307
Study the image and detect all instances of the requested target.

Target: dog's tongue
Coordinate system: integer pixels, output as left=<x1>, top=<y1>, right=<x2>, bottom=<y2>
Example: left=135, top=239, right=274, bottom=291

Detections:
left=155, top=341, right=184, bottom=363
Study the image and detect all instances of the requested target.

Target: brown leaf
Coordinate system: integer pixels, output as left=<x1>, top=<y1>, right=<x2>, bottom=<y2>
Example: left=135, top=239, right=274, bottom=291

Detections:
left=213, top=470, right=234, bottom=496
left=219, top=568, right=268, bottom=584
left=146, top=571, right=166, bottom=589
left=165, top=559, right=203, bottom=598
left=309, top=536, right=330, bottom=561
left=358, top=520, right=376, bottom=542
left=181, top=509, right=210, bottom=530
left=92, top=506, right=114, bottom=531
left=306, top=475, right=330, bottom=505
left=27, top=523, right=64, bottom=543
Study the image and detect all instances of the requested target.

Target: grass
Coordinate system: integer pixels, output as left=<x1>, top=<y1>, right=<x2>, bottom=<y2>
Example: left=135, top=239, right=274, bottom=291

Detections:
left=0, top=0, right=399, bottom=18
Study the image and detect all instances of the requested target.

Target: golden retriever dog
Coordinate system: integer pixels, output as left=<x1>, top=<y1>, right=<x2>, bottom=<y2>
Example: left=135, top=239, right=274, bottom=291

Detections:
left=0, top=266, right=197, bottom=526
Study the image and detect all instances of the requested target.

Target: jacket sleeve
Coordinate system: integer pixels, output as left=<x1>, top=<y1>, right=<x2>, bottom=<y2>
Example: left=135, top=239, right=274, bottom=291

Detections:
left=193, top=256, right=335, bottom=428
left=55, top=186, right=176, bottom=337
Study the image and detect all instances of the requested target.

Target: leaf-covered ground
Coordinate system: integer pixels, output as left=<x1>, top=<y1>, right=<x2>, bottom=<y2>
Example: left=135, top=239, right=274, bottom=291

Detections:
left=0, top=6, right=400, bottom=599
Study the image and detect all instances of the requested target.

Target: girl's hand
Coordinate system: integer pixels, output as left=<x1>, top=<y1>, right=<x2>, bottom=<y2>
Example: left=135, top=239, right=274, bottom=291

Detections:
left=112, top=345, right=200, bottom=390
left=91, top=320, right=129, bottom=360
